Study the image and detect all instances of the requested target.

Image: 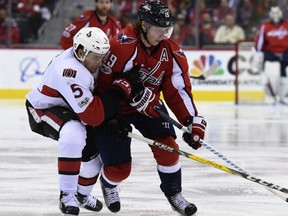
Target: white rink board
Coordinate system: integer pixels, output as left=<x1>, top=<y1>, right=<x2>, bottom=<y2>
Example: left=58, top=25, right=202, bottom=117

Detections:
left=0, top=48, right=255, bottom=91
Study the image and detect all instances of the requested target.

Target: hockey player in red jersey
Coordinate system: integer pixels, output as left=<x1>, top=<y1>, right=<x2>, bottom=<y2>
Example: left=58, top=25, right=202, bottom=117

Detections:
left=255, top=6, right=288, bottom=104
left=94, top=1, right=207, bottom=215
left=25, top=27, right=141, bottom=215
left=60, top=0, right=122, bottom=50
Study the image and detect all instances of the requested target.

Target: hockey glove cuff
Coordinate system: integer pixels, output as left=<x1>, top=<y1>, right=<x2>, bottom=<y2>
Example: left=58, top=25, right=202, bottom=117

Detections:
left=113, top=66, right=142, bottom=99
left=182, top=116, right=207, bottom=150
left=129, top=87, right=162, bottom=118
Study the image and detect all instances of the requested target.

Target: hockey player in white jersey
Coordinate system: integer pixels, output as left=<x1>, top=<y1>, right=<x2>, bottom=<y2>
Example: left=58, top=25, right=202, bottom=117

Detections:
left=25, top=27, right=141, bottom=215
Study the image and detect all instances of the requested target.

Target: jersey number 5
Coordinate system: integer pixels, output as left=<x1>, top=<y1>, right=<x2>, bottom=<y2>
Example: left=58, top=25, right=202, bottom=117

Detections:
left=71, top=84, right=83, bottom=98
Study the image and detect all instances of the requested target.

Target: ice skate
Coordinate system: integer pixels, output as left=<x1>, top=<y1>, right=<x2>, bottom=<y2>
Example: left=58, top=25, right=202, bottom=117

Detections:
left=166, top=192, right=197, bottom=216
left=59, top=191, right=79, bottom=216
left=100, top=180, right=121, bottom=212
left=77, top=192, right=103, bottom=212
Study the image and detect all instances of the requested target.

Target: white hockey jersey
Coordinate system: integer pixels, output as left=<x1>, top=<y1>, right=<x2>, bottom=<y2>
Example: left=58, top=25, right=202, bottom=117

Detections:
left=26, top=48, right=106, bottom=126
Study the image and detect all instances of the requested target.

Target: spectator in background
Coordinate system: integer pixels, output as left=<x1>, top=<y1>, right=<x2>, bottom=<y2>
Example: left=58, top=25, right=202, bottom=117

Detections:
left=205, top=0, right=220, bottom=9
left=199, top=12, right=216, bottom=47
left=171, top=14, right=187, bottom=45
left=171, top=14, right=196, bottom=47
left=182, top=24, right=196, bottom=46
left=113, top=0, right=137, bottom=27
left=188, top=0, right=209, bottom=25
left=0, top=0, right=5, bottom=8
left=213, top=0, right=236, bottom=26
left=16, top=0, right=44, bottom=41
left=113, top=0, right=132, bottom=26
left=278, top=0, right=288, bottom=19
left=214, top=14, right=245, bottom=44
left=237, top=0, right=260, bottom=40
left=228, top=0, right=241, bottom=8
left=0, top=7, right=20, bottom=45
left=60, top=0, right=122, bottom=50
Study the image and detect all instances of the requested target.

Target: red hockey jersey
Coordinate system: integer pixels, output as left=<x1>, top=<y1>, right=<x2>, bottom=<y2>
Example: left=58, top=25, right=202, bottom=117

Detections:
left=97, top=25, right=198, bottom=124
left=255, top=20, right=288, bottom=54
left=60, top=10, right=122, bottom=49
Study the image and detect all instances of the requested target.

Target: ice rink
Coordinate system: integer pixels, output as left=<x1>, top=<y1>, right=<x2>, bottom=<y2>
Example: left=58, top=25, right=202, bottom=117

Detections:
left=1, top=99, right=288, bottom=216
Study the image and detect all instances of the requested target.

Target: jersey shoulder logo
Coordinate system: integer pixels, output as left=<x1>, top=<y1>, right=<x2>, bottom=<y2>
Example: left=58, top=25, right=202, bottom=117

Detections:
left=79, top=14, right=88, bottom=20
left=100, top=64, right=112, bottom=74
left=63, top=68, right=77, bottom=78
left=116, top=32, right=137, bottom=44
left=173, top=49, right=186, bottom=58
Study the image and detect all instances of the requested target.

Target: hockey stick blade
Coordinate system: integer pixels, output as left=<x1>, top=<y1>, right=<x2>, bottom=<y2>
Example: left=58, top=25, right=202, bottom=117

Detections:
left=154, top=106, right=288, bottom=202
left=190, top=61, right=219, bottom=80
left=128, top=132, right=288, bottom=197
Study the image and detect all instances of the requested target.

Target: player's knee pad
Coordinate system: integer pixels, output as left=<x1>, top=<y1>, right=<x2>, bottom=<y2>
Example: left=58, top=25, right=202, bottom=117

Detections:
left=102, top=161, right=132, bottom=183
left=58, top=120, right=86, bottom=158
left=152, top=136, right=179, bottom=166
left=79, top=154, right=102, bottom=178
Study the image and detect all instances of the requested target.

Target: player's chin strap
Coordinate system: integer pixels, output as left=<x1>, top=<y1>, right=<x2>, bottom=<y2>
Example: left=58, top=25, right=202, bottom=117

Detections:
left=153, top=106, right=288, bottom=203
left=127, top=131, right=288, bottom=200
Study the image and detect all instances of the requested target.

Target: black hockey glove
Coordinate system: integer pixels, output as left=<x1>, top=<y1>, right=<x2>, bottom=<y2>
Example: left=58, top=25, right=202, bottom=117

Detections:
left=182, top=116, right=207, bottom=150
left=113, top=66, right=142, bottom=99
left=106, top=117, right=132, bottom=141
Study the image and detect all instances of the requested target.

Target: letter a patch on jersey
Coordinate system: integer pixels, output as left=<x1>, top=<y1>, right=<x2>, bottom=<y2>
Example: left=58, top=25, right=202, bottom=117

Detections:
left=160, top=48, right=169, bottom=62
left=63, top=68, right=77, bottom=78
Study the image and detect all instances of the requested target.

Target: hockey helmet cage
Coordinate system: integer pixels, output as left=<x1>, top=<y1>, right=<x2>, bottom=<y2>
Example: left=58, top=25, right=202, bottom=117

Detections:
left=73, top=27, right=110, bottom=62
left=138, top=0, right=173, bottom=28
left=269, top=6, right=283, bottom=24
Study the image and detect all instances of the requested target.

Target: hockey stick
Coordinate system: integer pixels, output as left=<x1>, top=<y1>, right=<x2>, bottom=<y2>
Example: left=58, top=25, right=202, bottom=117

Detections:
left=190, top=61, right=218, bottom=80
left=128, top=131, right=288, bottom=196
left=154, top=106, right=288, bottom=202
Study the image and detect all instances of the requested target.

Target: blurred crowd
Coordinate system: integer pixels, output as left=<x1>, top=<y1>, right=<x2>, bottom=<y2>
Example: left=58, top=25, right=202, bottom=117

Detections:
left=0, top=0, right=57, bottom=44
left=1, top=0, right=288, bottom=47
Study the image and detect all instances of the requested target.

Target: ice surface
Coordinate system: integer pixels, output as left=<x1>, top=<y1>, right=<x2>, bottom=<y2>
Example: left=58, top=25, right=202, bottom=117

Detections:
left=1, top=100, right=288, bottom=216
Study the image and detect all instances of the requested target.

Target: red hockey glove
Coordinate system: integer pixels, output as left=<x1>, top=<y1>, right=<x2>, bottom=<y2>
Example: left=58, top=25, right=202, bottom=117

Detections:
left=182, top=116, right=207, bottom=150
left=112, top=78, right=132, bottom=100
left=112, top=66, right=142, bottom=100
left=129, top=87, right=162, bottom=118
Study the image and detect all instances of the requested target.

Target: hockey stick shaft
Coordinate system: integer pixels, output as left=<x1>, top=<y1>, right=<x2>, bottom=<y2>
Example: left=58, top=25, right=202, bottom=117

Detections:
left=154, top=107, right=288, bottom=202
left=128, top=132, right=288, bottom=195
left=155, top=106, right=251, bottom=173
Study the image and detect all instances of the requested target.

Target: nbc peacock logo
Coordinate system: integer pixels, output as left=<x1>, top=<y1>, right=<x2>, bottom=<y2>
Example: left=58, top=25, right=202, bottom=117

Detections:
left=190, top=55, right=223, bottom=78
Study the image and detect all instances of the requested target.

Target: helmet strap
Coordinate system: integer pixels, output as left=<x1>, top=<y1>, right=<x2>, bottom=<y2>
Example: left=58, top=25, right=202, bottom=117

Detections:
left=74, top=48, right=86, bottom=63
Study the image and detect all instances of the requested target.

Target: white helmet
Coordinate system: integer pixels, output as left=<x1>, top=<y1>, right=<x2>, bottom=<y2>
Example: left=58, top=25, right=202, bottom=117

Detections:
left=73, top=27, right=110, bottom=62
left=269, top=6, right=283, bottom=24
